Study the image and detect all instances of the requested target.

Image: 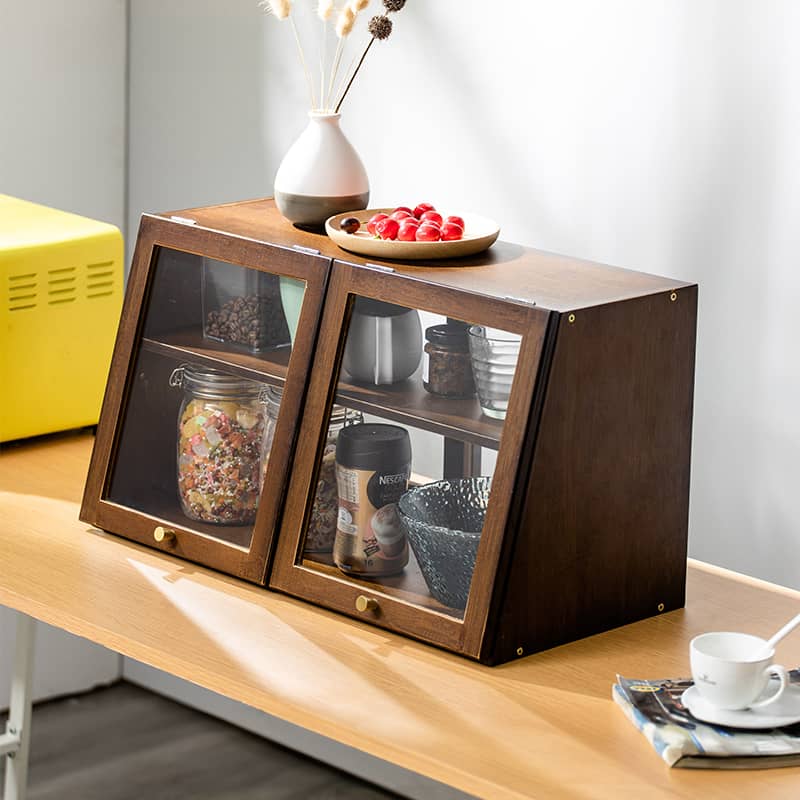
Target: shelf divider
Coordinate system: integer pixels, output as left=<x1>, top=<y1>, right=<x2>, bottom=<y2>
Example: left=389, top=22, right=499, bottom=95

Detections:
left=142, top=331, right=291, bottom=387
left=335, top=373, right=502, bottom=450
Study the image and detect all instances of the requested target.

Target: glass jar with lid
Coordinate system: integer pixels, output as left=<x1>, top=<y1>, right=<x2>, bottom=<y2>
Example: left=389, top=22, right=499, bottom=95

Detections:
left=422, top=321, right=476, bottom=398
left=202, top=257, right=291, bottom=353
left=306, top=405, right=364, bottom=553
left=169, top=365, right=270, bottom=525
left=261, top=387, right=364, bottom=554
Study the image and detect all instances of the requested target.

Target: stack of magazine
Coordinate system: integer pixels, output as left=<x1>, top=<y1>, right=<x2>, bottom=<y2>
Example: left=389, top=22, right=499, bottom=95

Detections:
left=614, top=671, right=800, bottom=768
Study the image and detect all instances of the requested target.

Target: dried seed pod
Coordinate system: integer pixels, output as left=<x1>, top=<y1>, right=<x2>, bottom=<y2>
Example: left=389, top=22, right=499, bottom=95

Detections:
left=367, top=14, right=392, bottom=40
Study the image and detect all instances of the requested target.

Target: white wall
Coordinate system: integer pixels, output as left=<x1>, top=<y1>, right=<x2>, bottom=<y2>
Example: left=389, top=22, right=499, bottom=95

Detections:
left=0, top=0, right=127, bottom=229
left=0, top=0, right=127, bottom=705
left=127, top=0, right=800, bottom=592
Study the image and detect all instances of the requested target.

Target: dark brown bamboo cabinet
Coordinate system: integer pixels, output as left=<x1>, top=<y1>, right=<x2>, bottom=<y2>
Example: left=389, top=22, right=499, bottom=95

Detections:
left=81, top=199, right=697, bottom=665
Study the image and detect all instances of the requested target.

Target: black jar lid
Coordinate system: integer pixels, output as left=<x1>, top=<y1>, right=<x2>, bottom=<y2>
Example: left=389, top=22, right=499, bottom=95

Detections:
left=336, top=423, right=412, bottom=471
left=425, top=322, right=471, bottom=348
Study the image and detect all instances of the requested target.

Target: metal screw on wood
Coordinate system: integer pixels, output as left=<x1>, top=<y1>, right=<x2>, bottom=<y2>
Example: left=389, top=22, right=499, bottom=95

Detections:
left=568, top=313, right=576, bottom=324
left=657, top=602, right=665, bottom=612
left=516, top=647, right=524, bottom=656
left=670, top=292, right=677, bottom=302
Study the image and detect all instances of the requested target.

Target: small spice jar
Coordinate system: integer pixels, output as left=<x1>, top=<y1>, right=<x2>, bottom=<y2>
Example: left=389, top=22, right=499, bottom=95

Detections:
left=422, top=322, right=476, bottom=398
left=169, top=365, right=269, bottom=525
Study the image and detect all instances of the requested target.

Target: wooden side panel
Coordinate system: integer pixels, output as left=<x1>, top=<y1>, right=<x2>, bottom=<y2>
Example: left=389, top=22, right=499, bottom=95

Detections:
left=484, top=286, right=698, bottom=664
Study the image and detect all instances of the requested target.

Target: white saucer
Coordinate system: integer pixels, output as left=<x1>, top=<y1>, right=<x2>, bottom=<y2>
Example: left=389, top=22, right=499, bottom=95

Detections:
left=682, top=684, right=800, bottom=729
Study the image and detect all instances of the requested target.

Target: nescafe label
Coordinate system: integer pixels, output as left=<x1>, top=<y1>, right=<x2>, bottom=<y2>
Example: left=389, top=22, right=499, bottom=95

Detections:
left=367, top=466, right=410, bottom=508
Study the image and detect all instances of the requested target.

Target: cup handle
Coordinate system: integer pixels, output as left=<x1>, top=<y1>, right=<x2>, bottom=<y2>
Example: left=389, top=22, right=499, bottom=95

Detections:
left=749, top=665, right=789, bottom=708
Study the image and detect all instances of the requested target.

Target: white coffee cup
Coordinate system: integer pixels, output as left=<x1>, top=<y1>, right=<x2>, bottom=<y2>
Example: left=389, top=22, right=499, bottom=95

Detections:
left=690, top=631, right=789, bottom=710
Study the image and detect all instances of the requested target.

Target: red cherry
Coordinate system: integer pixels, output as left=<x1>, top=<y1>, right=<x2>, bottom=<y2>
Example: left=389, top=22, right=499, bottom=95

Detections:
left=413, top=202, right=436, bottom=219
left=415, top=223, right=441, bottom=242
left=420, top=210, right=443, bottom=227
left=397, top=219, right=420, bottom=241
left=367, top=213, right=389, bottom=236
left=390, top=209, right=413, bottom=221
left=441, top=222, right=464, bottom=241
left=375, top=217, right=400, bottom=240
left=445, top=215, right=465, bottom=230
left=393, top=206, right=414, bottom=216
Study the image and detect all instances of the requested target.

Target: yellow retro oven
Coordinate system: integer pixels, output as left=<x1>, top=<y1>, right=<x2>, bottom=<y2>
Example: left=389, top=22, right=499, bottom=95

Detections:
left=0, top=195, right=123, bottom=442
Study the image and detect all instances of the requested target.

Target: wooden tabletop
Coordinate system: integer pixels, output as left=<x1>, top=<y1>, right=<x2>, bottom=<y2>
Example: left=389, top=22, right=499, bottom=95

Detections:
left=1, top=432, right=799, bottom=800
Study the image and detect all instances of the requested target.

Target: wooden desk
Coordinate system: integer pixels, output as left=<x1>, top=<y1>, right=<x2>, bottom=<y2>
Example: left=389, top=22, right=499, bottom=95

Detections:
left=1, top=432, right=799, bottom=800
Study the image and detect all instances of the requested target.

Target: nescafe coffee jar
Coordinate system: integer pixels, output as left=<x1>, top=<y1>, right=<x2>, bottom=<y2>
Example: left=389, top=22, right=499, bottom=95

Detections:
left=333, top=423, right=412, bottom=576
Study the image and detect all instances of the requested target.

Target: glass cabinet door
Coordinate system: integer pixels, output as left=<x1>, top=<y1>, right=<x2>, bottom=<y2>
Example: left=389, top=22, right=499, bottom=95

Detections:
left=84, top=217, right=328, bottom=583
left=270, top=262, right=550, bottom=655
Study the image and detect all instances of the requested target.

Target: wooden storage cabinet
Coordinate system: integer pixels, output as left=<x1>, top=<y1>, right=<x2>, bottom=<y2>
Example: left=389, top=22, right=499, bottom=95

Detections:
left=82, top=199, right=697, bottom=664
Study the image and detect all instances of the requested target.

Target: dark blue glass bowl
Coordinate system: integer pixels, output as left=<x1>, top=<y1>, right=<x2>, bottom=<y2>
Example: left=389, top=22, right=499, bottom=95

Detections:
left=397, top=477, right=491, bottom=610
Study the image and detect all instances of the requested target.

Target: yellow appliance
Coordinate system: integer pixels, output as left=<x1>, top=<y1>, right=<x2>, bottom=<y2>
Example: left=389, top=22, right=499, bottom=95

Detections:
left=0, top=195, right=123, bottom=442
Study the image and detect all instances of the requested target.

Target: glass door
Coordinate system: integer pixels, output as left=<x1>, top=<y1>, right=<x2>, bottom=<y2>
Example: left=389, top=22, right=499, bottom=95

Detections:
left=270, top=261, right=550, bottom=655
left=83, top=216, right=328, bottom=583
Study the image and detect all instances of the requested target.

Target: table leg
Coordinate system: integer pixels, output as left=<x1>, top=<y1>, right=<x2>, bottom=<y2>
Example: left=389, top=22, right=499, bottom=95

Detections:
left=443, top=439, right=481, bottom=479
left=2, top=613, right=35, bottom=800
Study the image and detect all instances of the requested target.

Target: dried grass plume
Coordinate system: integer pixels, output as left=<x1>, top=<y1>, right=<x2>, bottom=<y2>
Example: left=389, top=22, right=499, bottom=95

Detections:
left=335, top=5, right=357, bottom=37
left=260, top=0, right=291, bottom=20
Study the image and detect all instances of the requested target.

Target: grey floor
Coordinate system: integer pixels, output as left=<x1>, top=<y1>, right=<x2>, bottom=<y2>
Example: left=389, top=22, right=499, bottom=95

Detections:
left=1, top=682, right=401, bottom=800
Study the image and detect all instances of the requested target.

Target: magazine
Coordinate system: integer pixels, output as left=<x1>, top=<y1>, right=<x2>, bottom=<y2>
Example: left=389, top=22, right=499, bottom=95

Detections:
left=614, top=671, right=800, bottom=768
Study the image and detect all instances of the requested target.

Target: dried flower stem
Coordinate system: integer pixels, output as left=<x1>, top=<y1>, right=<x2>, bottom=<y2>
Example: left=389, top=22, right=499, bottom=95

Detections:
left=334, top=37, right=374, bottom=112
left=327, top=38, right=345, bottom=110
left=290, top=14, right=317, bottom=109
left=331, top=49, right=360, bottom=111
left=327, top=6, right=357, bottom=110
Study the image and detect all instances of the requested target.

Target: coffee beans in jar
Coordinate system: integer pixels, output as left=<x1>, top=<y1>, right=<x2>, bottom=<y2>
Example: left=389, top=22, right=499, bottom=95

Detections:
left=304, top=406, right=364, bottom=554
left=203, top=259, right=290, bottom=353
left=205, top=289, right=289, bottom=352
left=422, top=322, right=476, bottom=398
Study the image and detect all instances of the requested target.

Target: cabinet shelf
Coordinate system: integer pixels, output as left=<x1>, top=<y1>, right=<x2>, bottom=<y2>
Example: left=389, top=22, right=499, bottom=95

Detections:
left=302, top=550, right=463, bottom=620
left=335, top=371, right=503, bottom=450
left=142, top=331, right=291, bottom=387
left=144, top=496, right=253, bottom=550
left=143, top=334, right=502, bottom=448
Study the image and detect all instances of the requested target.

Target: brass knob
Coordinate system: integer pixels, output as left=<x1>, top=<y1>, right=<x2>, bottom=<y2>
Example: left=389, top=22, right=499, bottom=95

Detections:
left=355, top=595, right=378, bottom=613
left=153, top=526, right=175, bottom=545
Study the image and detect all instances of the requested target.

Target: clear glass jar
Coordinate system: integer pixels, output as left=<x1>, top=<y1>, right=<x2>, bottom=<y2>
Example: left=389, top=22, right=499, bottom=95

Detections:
left=422, top=322, right=475, bottom=398
left=306, top=405, right=364, bottom=553
left=169, top=365, right=269, bottom=525
left=202, top=257, right=291, bottom=353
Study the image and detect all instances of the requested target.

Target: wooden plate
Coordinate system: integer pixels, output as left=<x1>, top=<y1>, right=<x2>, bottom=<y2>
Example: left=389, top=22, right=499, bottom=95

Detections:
left=325, top=209, right=500, bottom=261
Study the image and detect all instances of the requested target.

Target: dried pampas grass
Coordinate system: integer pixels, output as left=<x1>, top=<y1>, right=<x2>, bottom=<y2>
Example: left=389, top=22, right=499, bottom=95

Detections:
left=260, top=0, right=406, bottom=112
left=317, top=0, right=335, bottom=21
left=260, top=0, right=291, bottom=20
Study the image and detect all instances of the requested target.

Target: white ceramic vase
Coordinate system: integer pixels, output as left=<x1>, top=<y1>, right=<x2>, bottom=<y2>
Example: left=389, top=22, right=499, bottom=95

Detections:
left=274, top=112, right=369, bottom=227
